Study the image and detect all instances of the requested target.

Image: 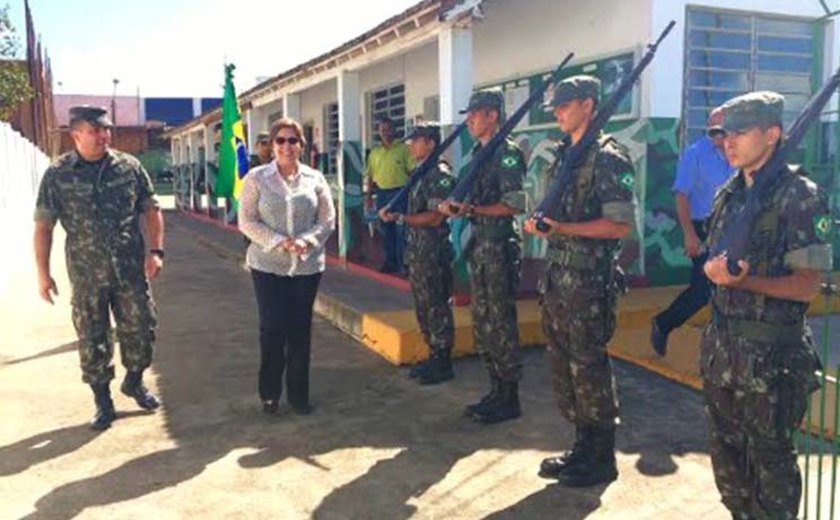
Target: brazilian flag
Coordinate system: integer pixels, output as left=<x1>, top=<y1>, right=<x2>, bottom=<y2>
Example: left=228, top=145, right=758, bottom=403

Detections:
left=216, top=63, right=250, bottom=203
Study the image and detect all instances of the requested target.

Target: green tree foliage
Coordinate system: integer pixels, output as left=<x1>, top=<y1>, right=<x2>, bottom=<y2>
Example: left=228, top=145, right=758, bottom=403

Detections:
left=0, top=4, right=33, bottom=121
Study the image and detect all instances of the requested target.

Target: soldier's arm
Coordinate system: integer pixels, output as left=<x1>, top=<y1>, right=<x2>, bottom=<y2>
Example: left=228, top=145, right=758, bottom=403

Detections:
left=33, top=169, right=59, bottom=303
left=705, top=256, right=820, bottom=303
left=144, top=207, right=164, bottom=251
left=705, top=179, right=831, bottom=303
left=34, top=220, right=57, bottom=303
left=404, top=211, right=446, bottom=227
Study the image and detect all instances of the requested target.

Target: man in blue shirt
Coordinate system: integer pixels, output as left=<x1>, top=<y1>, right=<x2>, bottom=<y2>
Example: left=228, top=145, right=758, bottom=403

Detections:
left=651, top=108, right=733, bottom=355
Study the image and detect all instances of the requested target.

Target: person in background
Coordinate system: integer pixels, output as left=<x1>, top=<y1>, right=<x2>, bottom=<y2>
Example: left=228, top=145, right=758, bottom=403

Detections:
left=651, top=108, right=732, bottom=356
left=250, top=131, right=273, bottom=169
left=365, top=117, right=414, bottom=273
left=238, top=118, right=336, bottom=415
left=379, top=122, right=455, bottom=385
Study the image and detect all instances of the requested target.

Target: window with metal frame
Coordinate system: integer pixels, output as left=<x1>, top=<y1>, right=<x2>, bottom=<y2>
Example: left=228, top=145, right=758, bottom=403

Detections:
left=368, top=83, right=406, bottom=146
left=324, top=102, right=339, bottom=175
left=683, top=8, right=815, bottom=146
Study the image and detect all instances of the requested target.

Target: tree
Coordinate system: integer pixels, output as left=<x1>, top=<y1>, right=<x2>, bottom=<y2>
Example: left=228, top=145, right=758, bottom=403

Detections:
left=0, top=4, right=33, bottom=122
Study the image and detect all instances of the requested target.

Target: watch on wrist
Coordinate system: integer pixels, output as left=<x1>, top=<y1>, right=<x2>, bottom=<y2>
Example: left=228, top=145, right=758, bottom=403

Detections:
left=149, top=248, right=165, bottom=260
left=465, top=204, right=476, bottom=216
left=396, top=214, right=406, bottom=225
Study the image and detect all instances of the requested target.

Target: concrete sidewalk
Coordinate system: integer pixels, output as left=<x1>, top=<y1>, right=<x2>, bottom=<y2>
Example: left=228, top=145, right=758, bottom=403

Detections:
left=2, top=211, right=835, bottom=519
left=2, top=212, right=733, bottom=519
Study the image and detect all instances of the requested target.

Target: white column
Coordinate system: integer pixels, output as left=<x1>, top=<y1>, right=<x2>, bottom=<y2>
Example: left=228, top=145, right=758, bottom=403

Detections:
left=338, top=72, right=361, bottom=142
left=438, top=25, right=473, bottom=171
left=246, top=105, right=271, bottom=152
left=438, top=25, right=473, bottom=126
left=245, top=108, right=255, bottom=152
left=283, top=93, right=302, bottom=121
left=337, top=70, right=362, bottom=259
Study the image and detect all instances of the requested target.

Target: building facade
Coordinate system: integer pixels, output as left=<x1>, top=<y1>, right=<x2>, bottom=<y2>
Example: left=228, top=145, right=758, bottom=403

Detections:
left=166, top=0, right=839, bottom=287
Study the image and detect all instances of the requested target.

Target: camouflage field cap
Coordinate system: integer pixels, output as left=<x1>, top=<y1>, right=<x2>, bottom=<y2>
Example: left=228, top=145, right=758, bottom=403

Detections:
left=721, top=91, right=784, bottom=134
left=544, top=75, right=601, bottom=109
left=256, top=131, right=270, bottom=143
left=404, top=122, right=441, bottom=143
left=69, top=105, right=113, bottom=128
left=459, top=88, right=505, bottom=115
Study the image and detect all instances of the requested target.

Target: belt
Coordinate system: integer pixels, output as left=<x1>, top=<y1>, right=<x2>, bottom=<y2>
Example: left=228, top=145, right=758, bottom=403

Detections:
left=713, top=314, right=804, bottom=346
left=472, top=223, right=512, bottom=240
left=545, top=248, right=609, bottom=271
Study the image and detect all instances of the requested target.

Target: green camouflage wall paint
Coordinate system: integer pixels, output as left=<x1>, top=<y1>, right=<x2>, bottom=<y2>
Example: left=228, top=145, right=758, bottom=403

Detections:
left=338, top=140, right=364, bottom=259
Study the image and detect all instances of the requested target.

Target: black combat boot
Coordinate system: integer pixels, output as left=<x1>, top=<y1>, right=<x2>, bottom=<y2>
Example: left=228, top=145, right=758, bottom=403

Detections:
left=464, top=375, right=502, bottom=417
left=538, top=424, right=592, bottom=479
left=472, top=380, right=521, bottom=424
left=90, top=383, right=116, bottom=431
left=556, top=425, right=618, bottom=487
left=418, top=353, right=454, bottom=385
left=120, top=370, right=160, bottom=410
left=408, top=360, right=431, bottom=379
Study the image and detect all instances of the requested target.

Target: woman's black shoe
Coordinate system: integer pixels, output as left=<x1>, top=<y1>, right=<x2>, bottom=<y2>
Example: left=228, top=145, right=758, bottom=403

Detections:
left=262, top=400, right=279, bottom=414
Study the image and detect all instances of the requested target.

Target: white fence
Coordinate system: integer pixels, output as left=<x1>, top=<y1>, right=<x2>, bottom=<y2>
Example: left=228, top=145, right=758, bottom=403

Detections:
left=0, top=122, right=51, bottom=279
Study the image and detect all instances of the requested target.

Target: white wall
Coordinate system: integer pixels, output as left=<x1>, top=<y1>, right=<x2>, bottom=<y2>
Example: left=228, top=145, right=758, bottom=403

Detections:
left=650, top=0, right=836, bottom=118
left=472, top=0, right=653, bottom=87
left=299, top=79, right=337, bottom=150
left=356, top=42, right=439, bottom=145
left=404, top=42, right=439, bottom=123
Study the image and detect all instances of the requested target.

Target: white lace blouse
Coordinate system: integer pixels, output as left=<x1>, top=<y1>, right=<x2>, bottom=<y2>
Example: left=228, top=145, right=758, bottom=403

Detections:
left=238, top=161, right=336, bottom=276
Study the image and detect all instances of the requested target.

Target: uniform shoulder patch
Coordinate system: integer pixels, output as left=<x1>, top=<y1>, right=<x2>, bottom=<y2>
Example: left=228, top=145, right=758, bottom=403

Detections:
left=814, top=214, right=832, bottom=241
left=501, top=154, right=520, bottom=169
left=618, top=171, right=635, bottom=191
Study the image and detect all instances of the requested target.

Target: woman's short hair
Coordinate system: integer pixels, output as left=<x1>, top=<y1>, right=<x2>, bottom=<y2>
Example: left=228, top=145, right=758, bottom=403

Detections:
left=268, top=118, right=307, bottom=147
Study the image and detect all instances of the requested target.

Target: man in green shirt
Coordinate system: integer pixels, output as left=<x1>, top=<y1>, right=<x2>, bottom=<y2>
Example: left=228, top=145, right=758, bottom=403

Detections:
left=365, top=117, right=414, bottom=273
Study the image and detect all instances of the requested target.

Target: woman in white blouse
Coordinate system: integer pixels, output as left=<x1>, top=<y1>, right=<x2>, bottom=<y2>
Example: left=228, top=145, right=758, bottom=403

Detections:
left=238, top=118, right=336, bottom=415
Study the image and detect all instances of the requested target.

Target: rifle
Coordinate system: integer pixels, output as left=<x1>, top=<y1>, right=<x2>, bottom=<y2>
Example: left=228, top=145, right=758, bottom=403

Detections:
left=532, top=21, right=676, bottom=232
left=710, top=64, right=840, bottom=275
left=446, top=52, right=575, bottom=212
left=381, top=120, right=469, bottom=215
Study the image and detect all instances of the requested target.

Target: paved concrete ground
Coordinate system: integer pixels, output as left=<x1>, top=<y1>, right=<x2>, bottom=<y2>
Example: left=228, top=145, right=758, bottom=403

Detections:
left=1, top=209, right=831, bottom=519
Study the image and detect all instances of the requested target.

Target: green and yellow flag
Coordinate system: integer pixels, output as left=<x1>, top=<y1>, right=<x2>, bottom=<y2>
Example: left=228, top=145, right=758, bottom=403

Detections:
left=216, top=63, right=249, bottom=202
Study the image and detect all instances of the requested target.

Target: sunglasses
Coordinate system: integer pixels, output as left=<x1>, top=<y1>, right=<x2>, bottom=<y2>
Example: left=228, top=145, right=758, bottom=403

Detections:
left=274, top=136, right=301, bottom=146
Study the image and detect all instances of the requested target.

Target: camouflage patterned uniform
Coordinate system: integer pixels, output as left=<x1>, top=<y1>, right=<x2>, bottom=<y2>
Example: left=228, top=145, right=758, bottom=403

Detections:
left=539, top=134, right=635, bottom=428
left=702, top=166, right=827, bottom=519
left=701, top=92, right=830, bottom=519
left=465, top=137, right=527, bottom=383
left=34, top=149, right=159, bottom=385
left=405, top=163, right=455, bottom=359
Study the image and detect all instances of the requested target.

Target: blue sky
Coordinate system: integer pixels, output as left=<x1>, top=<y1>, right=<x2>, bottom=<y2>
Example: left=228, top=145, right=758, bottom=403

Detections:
left=7, top=0, right=420, bottom=97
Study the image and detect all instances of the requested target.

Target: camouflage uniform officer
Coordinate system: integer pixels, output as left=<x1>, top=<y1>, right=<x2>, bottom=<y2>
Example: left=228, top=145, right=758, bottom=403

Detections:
left=249, top=131, right=273, bottom=170
left=380, top=123, right=456, bottom=385
left=701, top=92, right=828, bottom=519
left=34, top=106, right=164, bottom=431
left=439, top=89, right=527, bottom=424
left=525, top=76, right=635, bottom=487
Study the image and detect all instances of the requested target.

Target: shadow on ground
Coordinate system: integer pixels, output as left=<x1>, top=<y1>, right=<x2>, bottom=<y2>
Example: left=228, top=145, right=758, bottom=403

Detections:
left=13, top=218, right=712, bottom=519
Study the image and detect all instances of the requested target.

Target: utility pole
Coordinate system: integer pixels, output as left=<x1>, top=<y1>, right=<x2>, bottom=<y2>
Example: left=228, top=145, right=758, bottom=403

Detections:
left=111, top=78, right=120, bottom=139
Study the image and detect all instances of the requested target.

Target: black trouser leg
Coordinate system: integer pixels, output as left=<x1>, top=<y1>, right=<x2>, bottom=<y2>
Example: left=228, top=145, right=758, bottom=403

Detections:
left=285, top=273, right=322, bottom=408
left=252, top=270, right=290, bottom=401
left=655, top=221, right=711, bottom=332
